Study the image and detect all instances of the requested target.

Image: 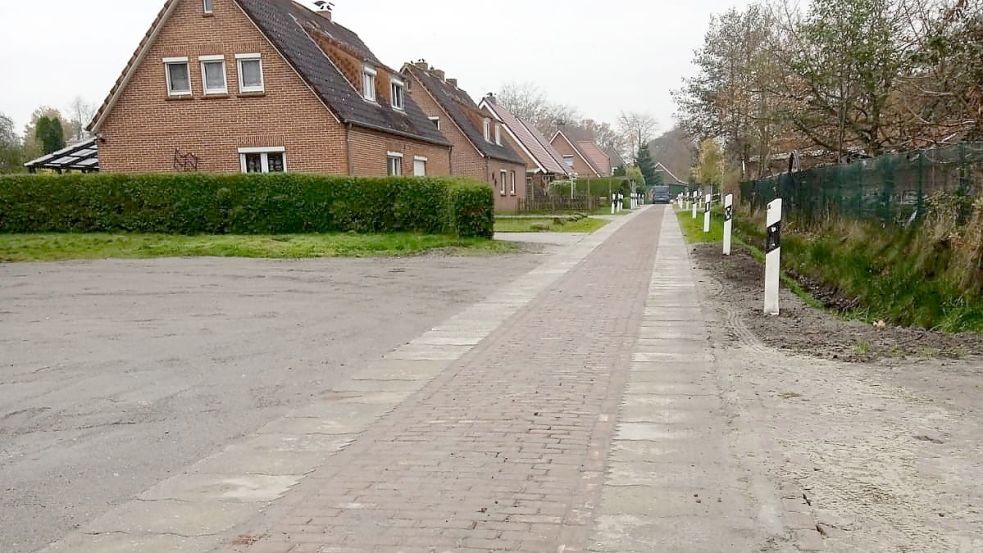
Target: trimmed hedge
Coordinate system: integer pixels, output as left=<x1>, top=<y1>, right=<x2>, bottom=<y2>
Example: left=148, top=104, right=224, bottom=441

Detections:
left=0, top=173, right=494, bottom=238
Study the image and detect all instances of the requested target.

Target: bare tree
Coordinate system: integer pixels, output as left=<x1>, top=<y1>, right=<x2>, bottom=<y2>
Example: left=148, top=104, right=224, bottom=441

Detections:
left=67, top=97, right=96, bottom=142
left=497, top=82, right=579, bottom=137
left=617, top=111, right=658, bottom=161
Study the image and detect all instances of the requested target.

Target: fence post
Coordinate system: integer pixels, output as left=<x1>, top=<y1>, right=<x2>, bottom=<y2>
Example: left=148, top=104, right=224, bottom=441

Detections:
left=703, top=194, right=711, bottom=233
left=764, top=198, right=782, bottom=316
left=723, top=193, right=733, bottom=255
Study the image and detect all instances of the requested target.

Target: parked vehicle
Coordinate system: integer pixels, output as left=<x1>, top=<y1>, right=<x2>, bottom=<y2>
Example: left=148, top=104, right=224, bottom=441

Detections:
left=652, top=186, right=672, bottom=204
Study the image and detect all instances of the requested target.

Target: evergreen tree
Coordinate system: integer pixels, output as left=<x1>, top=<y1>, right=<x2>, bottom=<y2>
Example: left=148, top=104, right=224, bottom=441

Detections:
left=635, top=144, right=657, bottom=185
left=36, top=117, right=66, bottom=155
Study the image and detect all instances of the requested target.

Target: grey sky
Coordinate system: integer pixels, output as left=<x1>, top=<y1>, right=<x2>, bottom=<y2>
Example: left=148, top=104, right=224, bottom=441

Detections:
left=0, top=0, right=750, bottom=137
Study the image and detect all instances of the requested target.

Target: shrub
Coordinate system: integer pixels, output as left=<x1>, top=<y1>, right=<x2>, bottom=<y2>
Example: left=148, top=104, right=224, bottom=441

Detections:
left=0, top=173, right=493, bottom=238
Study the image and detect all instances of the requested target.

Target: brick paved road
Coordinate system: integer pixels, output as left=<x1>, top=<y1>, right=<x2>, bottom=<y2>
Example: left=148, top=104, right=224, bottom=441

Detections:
left=223, top=207, right=665, bottom=553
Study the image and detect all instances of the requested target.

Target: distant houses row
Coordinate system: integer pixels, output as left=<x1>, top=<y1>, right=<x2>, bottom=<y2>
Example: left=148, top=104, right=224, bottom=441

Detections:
left=33, top=0, right=618, bottom=211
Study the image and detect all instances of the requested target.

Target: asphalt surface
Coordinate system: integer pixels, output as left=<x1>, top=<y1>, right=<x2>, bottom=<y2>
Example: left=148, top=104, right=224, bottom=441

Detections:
left=0, top=254, right=542, bottom=553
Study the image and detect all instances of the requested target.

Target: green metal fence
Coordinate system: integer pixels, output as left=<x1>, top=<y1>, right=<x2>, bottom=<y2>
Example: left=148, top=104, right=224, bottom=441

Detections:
left=740, top=143, right=983, bottom=225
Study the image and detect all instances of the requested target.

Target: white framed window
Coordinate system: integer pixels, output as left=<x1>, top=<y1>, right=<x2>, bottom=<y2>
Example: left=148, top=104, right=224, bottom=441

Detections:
left=563, top=155, right=575, bottom=169
left=390, top=78, right=405, bottom=111
left=362, top=65, right=377, bottom=102
left=483, top=119, right=491, bottom=142
left=203, top=0, right=213, bottom=14
left=428, top=116, right=440, bottom=130
left=499, top=170, right=507, bottom=196
left=163, top=57, right=192, bottom=97
left=235, top=54, right=264, bottom=93
left=199, top=55, right=227, bottom=95
left=509, top=170, right=517, bottom=196
left=239, top=147, right=286, bottom=173
left=495, top=123, right=502, bottom=145
left=387, top=151, right=403, bottom=176
left=413, top=156, right=427, bottom=177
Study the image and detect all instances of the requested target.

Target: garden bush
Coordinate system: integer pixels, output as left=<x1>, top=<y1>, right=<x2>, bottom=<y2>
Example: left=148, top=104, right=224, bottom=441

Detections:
left=0, top=173, right=494, bottom=238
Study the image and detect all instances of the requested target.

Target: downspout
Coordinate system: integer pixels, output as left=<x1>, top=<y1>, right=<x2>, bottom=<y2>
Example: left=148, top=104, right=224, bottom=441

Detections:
left=345, top=123, right=354, bottom=175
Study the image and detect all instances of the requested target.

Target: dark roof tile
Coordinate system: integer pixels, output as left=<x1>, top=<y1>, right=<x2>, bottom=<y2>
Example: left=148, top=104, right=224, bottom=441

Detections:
left=235, top=0, right=449, bottom=146
left=404, top=64, right=524, bottom=164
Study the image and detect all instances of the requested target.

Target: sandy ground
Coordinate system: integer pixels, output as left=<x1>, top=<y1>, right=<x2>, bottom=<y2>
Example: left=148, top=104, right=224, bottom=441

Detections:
left=690, top=244, right=983, bottom=362
left=688, top=243, right=983, bottom=552
left=0, top=253, right=543, bottom=553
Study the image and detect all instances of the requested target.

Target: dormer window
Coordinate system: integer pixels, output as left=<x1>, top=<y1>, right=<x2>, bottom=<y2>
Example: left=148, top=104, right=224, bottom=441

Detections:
left=362, top=65, right=377, bottom=102
left=203, top=0, right=213, bottom=14
left=495, top=123, right=502, bottom=145
left=483, top=118, right=491, bottom=142
left=390, top=78, right=405, bottom=111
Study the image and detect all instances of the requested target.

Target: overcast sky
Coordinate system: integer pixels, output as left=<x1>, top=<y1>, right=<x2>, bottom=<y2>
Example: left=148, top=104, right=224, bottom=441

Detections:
left=0, top=0, right=751, bottom=137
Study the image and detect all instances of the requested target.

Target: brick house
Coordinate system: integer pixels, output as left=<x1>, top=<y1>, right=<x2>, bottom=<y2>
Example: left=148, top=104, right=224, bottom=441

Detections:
left=550, top=128, right=612, bottom=178
left=478, top=94, right=571, bottom=199
left=402, top=62, right=527, bottom=211
left=88, top=0, right=451, bottom=177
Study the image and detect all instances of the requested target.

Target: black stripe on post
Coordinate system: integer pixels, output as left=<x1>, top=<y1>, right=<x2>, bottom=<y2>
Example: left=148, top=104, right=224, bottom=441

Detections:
left=766, top=221, right=782, bottom=253
left=725, top=205, right=733, bottom=222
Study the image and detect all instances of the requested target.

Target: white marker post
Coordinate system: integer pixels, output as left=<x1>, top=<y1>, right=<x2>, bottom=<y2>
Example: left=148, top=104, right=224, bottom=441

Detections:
left=703, top=194, right=711, bottom=233
left=691, top=192, right=698, bottom=219
left=723, top=193, right=734, bottom=255
left=764, top=199, right=782, bottom=316
left=611, top=193, right=616, bottom=215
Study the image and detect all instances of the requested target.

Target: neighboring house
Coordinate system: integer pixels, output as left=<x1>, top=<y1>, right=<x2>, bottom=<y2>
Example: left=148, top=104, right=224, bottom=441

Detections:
left=653, top=161, right=690, bottom=196
left=604, top=147, right=627, bottom=173
left=549, top=127, right=612, bottom=177
left=402, top=62, right=527, bottom=211
left=88, top=0, right=451, bottom=177
left=478, top=94, right=570, bottom=198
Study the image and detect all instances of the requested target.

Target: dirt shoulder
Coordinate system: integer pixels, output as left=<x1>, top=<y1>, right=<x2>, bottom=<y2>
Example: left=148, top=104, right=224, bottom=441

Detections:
left=688, top=243, right=983, bottom=362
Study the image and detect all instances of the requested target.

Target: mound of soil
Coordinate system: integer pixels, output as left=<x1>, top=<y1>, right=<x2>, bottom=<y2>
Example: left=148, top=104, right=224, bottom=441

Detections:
left=689, top=244, right=983, bottom=362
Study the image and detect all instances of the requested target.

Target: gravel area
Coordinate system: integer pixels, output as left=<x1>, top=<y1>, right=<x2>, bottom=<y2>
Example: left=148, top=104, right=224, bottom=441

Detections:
left=0, top=253, right=542, bottom=553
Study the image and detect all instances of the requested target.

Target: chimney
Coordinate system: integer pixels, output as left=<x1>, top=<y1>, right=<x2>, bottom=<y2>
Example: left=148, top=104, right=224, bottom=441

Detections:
left=432, top=69, right=445, bottom=81
left=313, top=1, right=333, bottom=21
left=446, top=78, right=457, bottom=88
left=414, top=59, right=429, bottom=70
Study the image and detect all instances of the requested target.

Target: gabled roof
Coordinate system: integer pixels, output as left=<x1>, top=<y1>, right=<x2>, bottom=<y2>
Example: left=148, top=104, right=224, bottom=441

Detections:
left=576, top=141, right=612, bottom=176
left=90, top=0, right=448, bottom=147
left=550, top=129, right=605, bottom=177
left=480, top=96, right=570, bottom=176
left=604, top=146, right=626, bottom=169
left=403, top=64, right=524, bottom=165
left=653, top=162, right=688, bottom=185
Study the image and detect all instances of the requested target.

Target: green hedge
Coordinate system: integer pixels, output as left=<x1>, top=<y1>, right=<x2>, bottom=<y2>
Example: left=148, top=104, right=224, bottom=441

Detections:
left=0, top=173, right=494, bottom=238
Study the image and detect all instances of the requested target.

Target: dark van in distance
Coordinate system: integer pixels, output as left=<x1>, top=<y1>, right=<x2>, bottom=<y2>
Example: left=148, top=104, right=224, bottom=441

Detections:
left=652, top=186, right=672, bottom=204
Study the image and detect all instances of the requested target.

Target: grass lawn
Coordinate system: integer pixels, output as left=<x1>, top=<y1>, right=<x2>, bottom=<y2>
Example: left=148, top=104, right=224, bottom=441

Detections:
left=0, top=233, right=516, bottom=262
left=675, top=206, right=724, bottom=243
left=494, top=216, right=609, bottom=233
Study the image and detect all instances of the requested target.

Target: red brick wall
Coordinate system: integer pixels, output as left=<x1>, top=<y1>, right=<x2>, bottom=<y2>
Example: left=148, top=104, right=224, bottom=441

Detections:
left=405, top=74, right=487, bottom=181
left=349, top=127, right=451, bottom=177
left=97, top=0, right=450, bottom=176
left=406, top=74, right=525, bottom=211
left=550, top=135, right=596, bottom=178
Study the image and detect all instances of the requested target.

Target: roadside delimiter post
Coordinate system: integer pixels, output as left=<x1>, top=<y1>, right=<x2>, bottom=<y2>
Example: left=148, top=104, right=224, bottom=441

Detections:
left=703, top=194, right=711, bottom=233
left=764, top=198, right=782, bottom=315
left=723, top=193, right=734, bottom=256
left=691, top=192, right=698, bottom=219
left=611, top=193, right=616, bottom=215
